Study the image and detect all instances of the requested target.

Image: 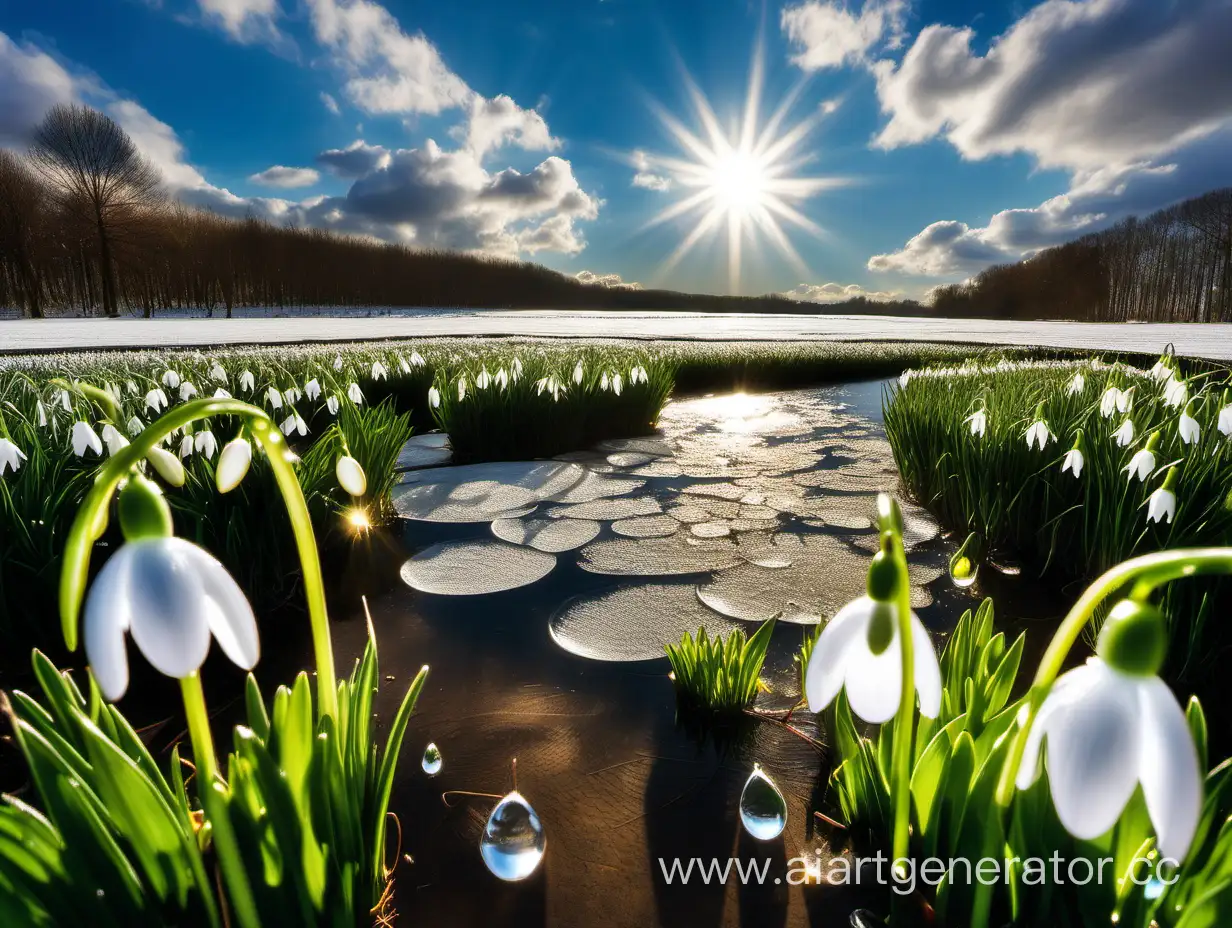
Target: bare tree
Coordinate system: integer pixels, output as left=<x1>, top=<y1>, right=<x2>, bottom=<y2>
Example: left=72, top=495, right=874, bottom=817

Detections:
left=0, top=150, right=47, bottom=318
left=27, top=103, right=163, bottom=317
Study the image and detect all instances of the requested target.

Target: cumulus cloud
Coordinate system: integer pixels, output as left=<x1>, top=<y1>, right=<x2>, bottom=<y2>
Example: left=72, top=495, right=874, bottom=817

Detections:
left=0, top=34, right=76, bottom=148
left=196, top=0, right=283, bottom=44
left=320, top=91, right=340, bottom=114
left=782, top=282, right=904, bottom=303
left=630, top=149, right=670, bottom=192
left=305, top=0, right=471, bottom=116
left=782, top=0, right=908, bottom=71
left=316, top=139, right=391, bottom=177
left=248, top=165, right=321, bottom=188
left=454, top=94, right=558, bottom=160
left=576, top=270, right=643, bottom=290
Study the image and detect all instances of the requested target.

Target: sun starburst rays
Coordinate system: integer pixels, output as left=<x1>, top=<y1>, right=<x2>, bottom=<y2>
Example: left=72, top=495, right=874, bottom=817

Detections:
left=638, top=42, right=848, bottom=294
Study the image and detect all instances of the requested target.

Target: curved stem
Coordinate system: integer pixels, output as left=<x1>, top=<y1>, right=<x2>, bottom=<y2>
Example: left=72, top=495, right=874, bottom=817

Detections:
left=180, top=672, right=218, bottom=787
left=889, top=528, right=915, bottom=870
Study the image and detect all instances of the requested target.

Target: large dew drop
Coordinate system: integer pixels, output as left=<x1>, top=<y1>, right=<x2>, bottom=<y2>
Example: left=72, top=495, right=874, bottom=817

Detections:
left=421, top=742, right=443, bottom=776
left=739, top=764, right=787, bottom=841
left=480, top=791, right=546, bottom=881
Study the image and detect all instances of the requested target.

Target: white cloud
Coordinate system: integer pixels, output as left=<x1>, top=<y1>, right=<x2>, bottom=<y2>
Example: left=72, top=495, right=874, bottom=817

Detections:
left=320, top=91, right=340, bottom=114
left=305, top=0, right=471, bottom=116
left=782, top=282, right=904, bottom=303
left=630, top=149, right=670, bottom=192
left=576, top=270, right=643, bottom=290
left=782, top=0, right=908, bottom=71
left=0, top=34, right=76, bottom=148
left=248, top=165, right=321, bottom=188
left=872, top=0, right=1232, bottom=170
left=316, top=139, right=391, bottom=177
left=454, top=94, right=558, bottom=160
left=196, top=0, right=284, bottom=45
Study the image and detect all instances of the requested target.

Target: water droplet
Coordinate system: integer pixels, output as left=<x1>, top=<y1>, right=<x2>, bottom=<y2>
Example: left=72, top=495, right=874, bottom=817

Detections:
left=1144, top=875, right=1165, bottom=900
left=479, top=791, right=545, bottom=881
left=949, top=555, right=978, bottom=589
left=739, top=764, right=787, bottom=841
left=421, top=742, right=443, bottom=776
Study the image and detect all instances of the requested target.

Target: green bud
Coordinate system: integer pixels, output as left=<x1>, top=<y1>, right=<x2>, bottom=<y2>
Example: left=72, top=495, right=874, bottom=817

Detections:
left=867, top=549, right=901, bottom=602
left=118, top=473, right=174, bottom=542
left=866, top=600, right=897, bottom=655
left=1097, top=599, right=1167, bottom=677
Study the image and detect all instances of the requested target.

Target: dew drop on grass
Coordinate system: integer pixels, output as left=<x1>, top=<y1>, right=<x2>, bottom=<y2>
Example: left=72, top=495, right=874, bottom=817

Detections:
left=400, top=541, right=556, bottom=595
left=739, top=764, right=787, bottom=840
left=480, top=791, right=546, bottom=882
left=421, top=742, right=442, bottom=776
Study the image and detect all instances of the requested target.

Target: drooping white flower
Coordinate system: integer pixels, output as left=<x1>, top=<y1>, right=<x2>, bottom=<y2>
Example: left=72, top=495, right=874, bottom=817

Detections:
left=280, top=413, right=308, bottom=437
left=178, top=435, right=195, bottom=459
left=397, top=355, right=411, bottom=374
left=1219, top=404, right=1232, bottom=438
left=83, top=536, right=260, bottom=702
left=1025, top=418, right=1052, bottom=450
left=266, top=386, right=283, bottom=410
left=125, top=379, right=138, bottom=395
left=326, top=395, right=340, bottom=416
left=1149, top=359, right=1173, bottom=383
left=283, top=387, right=301, bottom=405
left=600, top=372, right=609, bottom=391
left=304, top=378, right=322, bottom=401
left=1113, top=418, right=1136, bottom=447
left=53, top=388, right=71, bottom=412
left=495, top=368, right=509, bottom=389
left=145, top=388, right=168, bottom=413
left=572, top=361, right=584, bottom=385
left=1062, top=448, right=1084, bottom=478
left=965, top=408, right=987, bottom=438
left=899, top=370, right=914, bottom=388
left=1016, top=657, right=1199, bottom=860
left=147, top=446, right=186, bottom=486
left=428, top=386, right=441, bottom=408
left=0, top=437, right=27, bottom=476
left=209, top=363, right=227, bottom=383
left=457, top=377, right=467, bottom=402
left=336, top=455, right=367, bottom=496
left=1147, top=486, right=1176, bottom=524
left=1163, top=376, right=1188, bottom=409
left=1099, top=387, right=1122, bottom=418
left=1178, top=408, right=1200, bottom=445
left=371, top=360, right=388, bottom=381
left=194, top=430, right=218, bottom=460
left=179, top=381, right=198, bottom=402
left=71, top=421, right=103, bottom=457
left=216, top=438, right=252, bottom=492
left=1117, top=386, right=1134, bottom=414
left=1125, top=437, right=1158, bottom=483
left=476, top=368, right=491, bottom=390
left=36, top=401, right=47, bottom=428
left=161, top=370, right=181, bottom=389
left=408, top=350, right=426, bottom=367
left=511, top=357, right=523, bottom=379
left=804, top=596, right=942, bottom=724
left=101, top=424, right=129, bottom=457
left=612, top=374, right=623, bottom=396
left=1066, top=373, right=1085, bottom=396
left=333, top=354, right=344, bottom=371
left=127, top=416, right=144, bottom=437
left=347, top=382, right=364, bottom=405
left=239, top=370, right=255, bottom=392
left=213, top=388, right=231, bottom=399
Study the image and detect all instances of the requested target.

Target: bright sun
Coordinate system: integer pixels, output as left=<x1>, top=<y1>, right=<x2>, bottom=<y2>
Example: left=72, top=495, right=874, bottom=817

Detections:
left=637, top=40, right=849, bottom=293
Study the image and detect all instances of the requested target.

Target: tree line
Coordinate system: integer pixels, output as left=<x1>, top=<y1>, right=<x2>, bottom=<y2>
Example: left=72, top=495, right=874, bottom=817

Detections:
left=931, top=188, right=1232, bottom=322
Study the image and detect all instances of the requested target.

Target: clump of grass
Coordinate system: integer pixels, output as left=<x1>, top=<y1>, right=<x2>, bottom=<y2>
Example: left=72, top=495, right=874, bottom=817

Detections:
left=665, top=618, right=775, bottom=714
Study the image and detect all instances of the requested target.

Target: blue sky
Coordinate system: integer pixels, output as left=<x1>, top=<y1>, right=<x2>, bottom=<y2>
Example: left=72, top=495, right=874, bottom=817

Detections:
left=1, top=0, right=1229, bottom=301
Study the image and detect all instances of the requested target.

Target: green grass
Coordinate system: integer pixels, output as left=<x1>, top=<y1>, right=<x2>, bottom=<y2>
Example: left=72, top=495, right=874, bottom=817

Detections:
left=665, top=618, right=775, bottom=714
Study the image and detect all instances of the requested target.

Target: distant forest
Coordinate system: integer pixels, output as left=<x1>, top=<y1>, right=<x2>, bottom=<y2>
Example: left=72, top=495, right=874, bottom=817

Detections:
left=932, top=188, right=1232, bottom=323
left=0, top=104, right=1229, bottom=322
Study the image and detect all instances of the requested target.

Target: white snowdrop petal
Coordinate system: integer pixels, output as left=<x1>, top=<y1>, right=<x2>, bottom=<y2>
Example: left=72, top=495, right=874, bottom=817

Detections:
left=194, top=546, right=260, bottom=670
left=336, top=456, right=367, bottom=496
left=911, top=613, right=942, bottom=718
left=844, top=627, right=904, bottom=725
left=1136, top=677, right=1202, bottom=861
left=804, top=598, right=869, bottom=713
left=83, top=546, right=137, bottom=701
left=1044, top=664, right=1141, bottom=841
left=1015, top=663, right=1098, bottom=789
left=125, top=538, right=213, bottom=680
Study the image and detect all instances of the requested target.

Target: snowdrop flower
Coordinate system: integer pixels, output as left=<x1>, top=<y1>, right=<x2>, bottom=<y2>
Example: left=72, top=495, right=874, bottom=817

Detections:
left=1178, top=405, right=1200, bottom=445
left=213, top=388, right=231, bottom=399
left=280, top=413, right=308, bottom=437
left=266, top=386, right=283, bottom=410
left=161, top=370, right=181, bottom=389
left=396, top=354, right=411, bottom=374
left=428, top=386, right=441, bottom=408
left=1163, top=376, right=1188, bottom=409
left=347, top=382, right=364, bottom=405
left=71, top=421, right=103, bottom=457
left=178, top=435, right=195, bottom=459
left=53, top=388, right=71, bottom=412
left=282, top=387, right=301, bottom=406
left=511, top=357, right=523, bottom=379
left=1061, top=432, right=1084, bottom=478
left=1066, top=373, right=1085, bottom=396
left=457, top=377, right=467, bottom=402
left=333, top=354, right=344, bottom=371
left=179, top=381, right=198, bottom=402
left=84, top=533, right=259, bottom=702
left=147, top=446, right=185, bottom=486
left=1113, top=418, right=1136, bottom=447
left=370, top=360, right=388, bottom=381
left=105, top=382, right=123, bottom=406
left=305, top=378, right=321, bottom=401
left=125, top=379, right=138, bottom=396
left=194, top=430, right=218, bottom=460
left=326, top=395, right=340, bottom=416
left=1219, top=403, right=1232, bottom=438
left=1149, top=359, right=1173, bottom=383
left=804, top=557, right=941, bottom=724
left=336, top=455, right=367, bottom=496
left=573, top=360, right=584, bottom=385
left=101, top=424, right=129, bottom=456
left=1025, top=405, right=1052, bottom=450
left=0, top=437, right=27, bottom=476
left=612, top=373, right=623, bottom=396
left=36, top=401, right=47, bottom=428
left=1124, top=431, right=1160, bottom=483
left=145, top=388, right=168, bottom=413
left=239, top=370, right=255, bottom=392
left=899, top=370, right=914, bottom=388
left=1099, top=387, right=1122, bottom=418
left=965, top=408, right=987, bottom=438
left=1117, top=386, right=1134, bottom=414
left=1016, top=600, right=1199, bottom=861
left=209, top=363, right=227, bottom=383
left=127, top=416, right=144, bottom=437
left=1146, top=469, right=1178, bottom=525
left=476, top=368, right=492, bottom=390
left=495, top=368, right=509, bottom=389
left=408, top=350, right=426, bottom=368
left=216, top=438, right=252, bottom=492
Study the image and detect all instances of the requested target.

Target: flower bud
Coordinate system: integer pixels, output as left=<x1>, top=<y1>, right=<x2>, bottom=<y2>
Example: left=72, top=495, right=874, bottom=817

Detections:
left=217, top=437, right=252, bottom=493
left=336, top=455, right=367, bottom=497
left=147, top=446, right=186, bottom=486
left=118, top=473, right=174, bottom=541
left=1096, top=599, right=1167, bottom=677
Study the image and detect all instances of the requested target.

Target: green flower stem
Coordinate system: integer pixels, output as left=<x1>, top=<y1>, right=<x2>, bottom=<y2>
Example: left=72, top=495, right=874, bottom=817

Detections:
left=59, top=396, right=338, bottom=719
left=51, top=377, right=121, bottom=423
left=180, top=671, right=218, bottom=787
left=879, top=497, right=915, bottom=870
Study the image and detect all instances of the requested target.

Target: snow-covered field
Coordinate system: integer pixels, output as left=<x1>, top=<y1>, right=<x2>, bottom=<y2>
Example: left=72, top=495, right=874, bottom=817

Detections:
left=2, top=307, right=1229, bottom=360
